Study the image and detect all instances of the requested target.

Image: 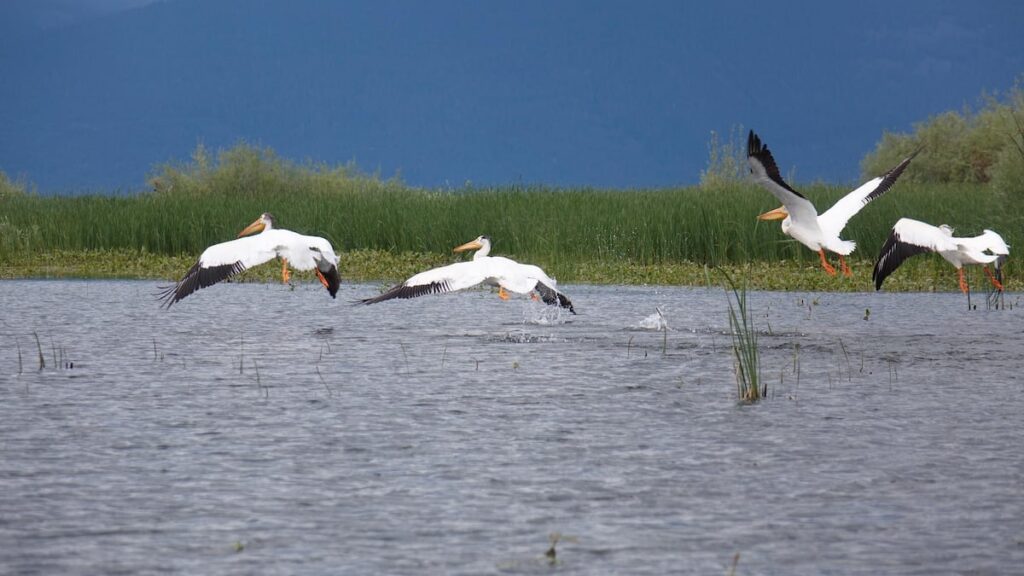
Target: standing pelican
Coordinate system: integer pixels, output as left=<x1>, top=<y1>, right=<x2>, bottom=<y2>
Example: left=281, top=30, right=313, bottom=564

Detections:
left=747, top=130, right=920, bottom=276
left=359, top=235, right=575, bottom=313
left=159, top=212, right=340, bottom=307
left=872, top=218, right=1009, bottom=293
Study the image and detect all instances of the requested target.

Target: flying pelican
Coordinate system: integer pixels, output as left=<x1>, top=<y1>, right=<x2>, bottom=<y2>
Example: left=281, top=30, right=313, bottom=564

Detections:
left=872, top=218, right=1009, bottom=293
left=747, top=130, right=920, bottom=276
left=358, top=235, right=575, bottom=313
left=159, top=212, right=340, bottom=307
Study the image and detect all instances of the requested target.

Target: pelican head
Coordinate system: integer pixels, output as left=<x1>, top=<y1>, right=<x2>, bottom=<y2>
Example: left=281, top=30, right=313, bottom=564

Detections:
left=453, top=235, right=492, bottom=258
left=238, top=212, right=275, bottom=237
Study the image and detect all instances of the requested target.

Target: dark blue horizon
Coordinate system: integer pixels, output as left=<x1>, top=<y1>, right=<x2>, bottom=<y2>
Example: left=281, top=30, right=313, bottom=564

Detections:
left=1, top=0, right=1022, bottom=193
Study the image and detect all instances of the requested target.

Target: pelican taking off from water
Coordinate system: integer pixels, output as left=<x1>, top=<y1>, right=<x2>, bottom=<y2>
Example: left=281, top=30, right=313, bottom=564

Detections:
left=359, top=235, right=575, bottom=313
left=747, top=130, right=920, bottom=276
left=159, top=212, right=340, bottom=307
left=872, top=218, right=1009, bottom=293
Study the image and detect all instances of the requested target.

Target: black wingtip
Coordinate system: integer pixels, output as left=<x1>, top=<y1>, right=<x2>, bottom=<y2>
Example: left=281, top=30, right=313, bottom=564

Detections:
left=535, top=282, right=575, bottom=314
left=156, top=260, right=246, bottom=309
left=358, top=281, right=451, bottom=306
left=747, top=129, right=762, bottom=157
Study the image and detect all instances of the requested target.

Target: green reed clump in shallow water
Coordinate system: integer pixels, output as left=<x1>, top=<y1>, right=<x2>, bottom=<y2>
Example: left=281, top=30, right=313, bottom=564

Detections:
left=721, top=270, right=764, bottom=403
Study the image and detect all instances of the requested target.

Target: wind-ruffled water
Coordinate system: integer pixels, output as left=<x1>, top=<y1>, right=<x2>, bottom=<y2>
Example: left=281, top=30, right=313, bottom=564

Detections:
left=0, top=280, right=1021, bottom=574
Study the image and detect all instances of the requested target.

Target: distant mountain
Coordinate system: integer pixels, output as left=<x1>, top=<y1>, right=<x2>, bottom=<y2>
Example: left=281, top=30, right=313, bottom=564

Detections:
left=0, top=0, right=1022, bottom=193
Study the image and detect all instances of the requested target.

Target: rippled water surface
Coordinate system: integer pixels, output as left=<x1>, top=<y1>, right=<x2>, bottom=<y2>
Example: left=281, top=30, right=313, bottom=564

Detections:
left=1, top=280, right=1022, bottom=575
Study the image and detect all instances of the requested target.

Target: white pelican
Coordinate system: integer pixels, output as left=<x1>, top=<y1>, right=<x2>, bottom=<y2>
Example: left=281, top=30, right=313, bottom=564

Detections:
left=159, top=212, right=340, bottom=307
left=747, top=130, right=920, bottom=276
left=359, top=235, right=576, bottom=313
left=872, top=218, right=1009, bottom=293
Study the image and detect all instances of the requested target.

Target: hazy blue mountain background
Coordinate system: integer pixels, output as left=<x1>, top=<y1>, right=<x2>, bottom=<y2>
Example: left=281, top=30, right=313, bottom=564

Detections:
left=1, top=0, right=1022, bottom=193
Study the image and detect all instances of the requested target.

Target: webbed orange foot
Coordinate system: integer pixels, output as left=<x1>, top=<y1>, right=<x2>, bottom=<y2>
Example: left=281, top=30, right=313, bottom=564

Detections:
left=819, top=249, right=837, bottom=277
left=281, top=259, right=291, bottom=283
left=838, top=255, right=853, bottom=277
left=983, top=266, right=1004, bottom=291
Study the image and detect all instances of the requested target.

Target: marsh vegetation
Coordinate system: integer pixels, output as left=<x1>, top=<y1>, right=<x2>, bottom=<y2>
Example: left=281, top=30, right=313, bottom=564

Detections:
left=1, top=84, right=1020, bottom=289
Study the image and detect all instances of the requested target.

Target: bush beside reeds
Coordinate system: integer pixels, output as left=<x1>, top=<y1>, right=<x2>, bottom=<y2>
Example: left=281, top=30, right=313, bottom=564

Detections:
left=861, top=79, right=1024, bottom=194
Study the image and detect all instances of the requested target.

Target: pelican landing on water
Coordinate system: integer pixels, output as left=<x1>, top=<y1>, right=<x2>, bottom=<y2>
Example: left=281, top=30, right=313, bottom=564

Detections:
left=358, top=235, right=576, bottom=313
left=159, top=212, right=340, bottom=308
left=747, top=130, right=920, bottom=277
left=872, top=218, right=1010, bottom=293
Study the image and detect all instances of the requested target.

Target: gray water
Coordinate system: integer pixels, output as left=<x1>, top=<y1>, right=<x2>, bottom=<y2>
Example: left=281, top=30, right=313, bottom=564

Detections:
left=0, top=280, right=1021, bottom=575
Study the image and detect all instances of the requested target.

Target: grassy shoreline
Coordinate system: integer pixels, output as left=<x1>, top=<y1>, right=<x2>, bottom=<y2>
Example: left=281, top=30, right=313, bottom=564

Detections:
left=0, top=248, right=1015, bottom=293
left=2, top=143, right=1018, bottom=294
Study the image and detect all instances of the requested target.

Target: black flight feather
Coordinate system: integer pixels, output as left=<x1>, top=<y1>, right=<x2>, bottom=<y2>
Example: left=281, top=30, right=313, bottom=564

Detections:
left=535, top=282, right=576, bottom=314
left=747, top=130, right=805, bottom=199
left=158, top=260, right=247, bottom=308
left=872, top=228, right=931, bottom=290
left=358, top=280, right=452, bottom=305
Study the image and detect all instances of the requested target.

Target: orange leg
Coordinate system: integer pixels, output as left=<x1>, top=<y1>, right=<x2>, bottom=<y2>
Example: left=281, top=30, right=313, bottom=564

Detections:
left=498, top=286, right=510, bottom=301
left=837, top=255, right=853, bottom=277
left=281, top=258, right=291, bottom=283
left=530, top=292, right=540, bottom=301
left=316, top=269, right=329, bottom=289
left=983, top=266, right=1004, bottom=291
left=957, top=268, right=969, bottom=294
left=818, top=249, right=837, bottom=277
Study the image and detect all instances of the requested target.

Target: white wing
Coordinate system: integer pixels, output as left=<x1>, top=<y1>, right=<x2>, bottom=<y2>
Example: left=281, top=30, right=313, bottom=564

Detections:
left=872, top=218, right=958, bottom=290
left=361, top=255, right=576, bottom=313
left=360, top=260, right=490, bottom=304
left=958, top=229, right=1010, bottom=257
left=197, top=234, right=281, bottom=269
left=161, top=229, right=343, bottom=306
left=486, top=256, right=541, bottom=294
left=488, top=257, right=575, bottom=312
left=818, top=149, right=919, bottom=238
left=160, top=235, right=285, bottom=307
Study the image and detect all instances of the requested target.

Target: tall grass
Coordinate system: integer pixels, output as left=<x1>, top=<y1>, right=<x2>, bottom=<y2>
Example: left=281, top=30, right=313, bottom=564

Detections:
left=2, top=142, right=1019, bottom=281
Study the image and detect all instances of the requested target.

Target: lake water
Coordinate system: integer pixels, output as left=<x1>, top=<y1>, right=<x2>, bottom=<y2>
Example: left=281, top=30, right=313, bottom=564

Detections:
left=0, top=280, right=1021, bottom=575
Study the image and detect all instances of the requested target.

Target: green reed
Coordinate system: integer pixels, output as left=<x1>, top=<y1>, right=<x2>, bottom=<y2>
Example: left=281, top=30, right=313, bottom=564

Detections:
left=721, top=270, right=764, bottom=403
left=0, top=143, right=1019, bottom=286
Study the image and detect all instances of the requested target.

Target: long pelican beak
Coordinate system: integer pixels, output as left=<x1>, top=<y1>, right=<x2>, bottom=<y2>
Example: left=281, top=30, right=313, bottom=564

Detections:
left=453, top=239, right=484, bottom=253
left=757, top=206, right=789, bottom=221
left=237, top=218, right=266, bottom=238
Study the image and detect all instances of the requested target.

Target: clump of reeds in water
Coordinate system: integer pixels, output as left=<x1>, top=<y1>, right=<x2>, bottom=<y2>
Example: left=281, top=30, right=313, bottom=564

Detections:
left=722, top=271, right=765, bottom=402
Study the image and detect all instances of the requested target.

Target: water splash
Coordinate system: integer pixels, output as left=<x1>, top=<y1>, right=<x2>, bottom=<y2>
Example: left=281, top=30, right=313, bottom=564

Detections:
left=521, top=301, right=571, bottom=325
left=634, top=306, right=669, bottom=331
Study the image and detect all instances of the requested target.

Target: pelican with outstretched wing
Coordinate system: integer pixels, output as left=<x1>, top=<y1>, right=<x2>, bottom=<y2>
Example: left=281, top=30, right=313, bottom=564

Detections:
left=159, top=212, right=340, bottom=307
left=359, top=235, right=575, bottom=313
left=872, top=217, right=1009, bottom=293
left=747, top=130, right=920, bottom=276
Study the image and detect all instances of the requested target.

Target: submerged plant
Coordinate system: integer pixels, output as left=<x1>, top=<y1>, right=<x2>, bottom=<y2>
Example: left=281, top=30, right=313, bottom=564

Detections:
left=721, top=270, right=765, bottom=402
